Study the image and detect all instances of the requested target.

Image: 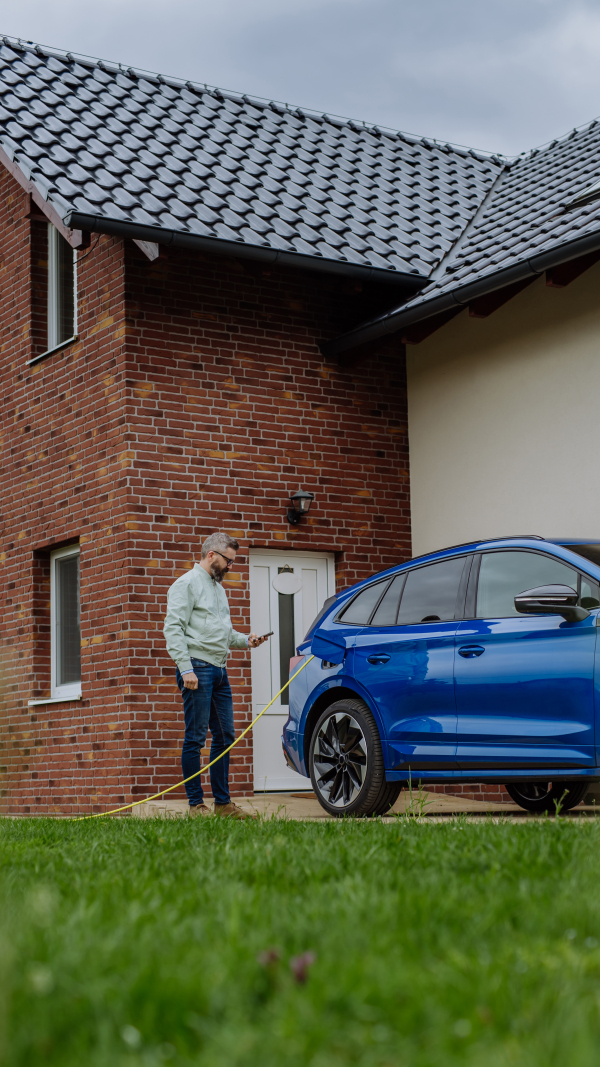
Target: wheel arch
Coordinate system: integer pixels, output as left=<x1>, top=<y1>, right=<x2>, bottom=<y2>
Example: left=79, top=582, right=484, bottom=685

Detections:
left=302, top=685, right=382, bottom=770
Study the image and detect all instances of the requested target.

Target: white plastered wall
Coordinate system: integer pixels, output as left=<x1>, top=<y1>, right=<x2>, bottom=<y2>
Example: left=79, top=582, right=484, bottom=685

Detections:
left=407, top=262, right=600, bottom=557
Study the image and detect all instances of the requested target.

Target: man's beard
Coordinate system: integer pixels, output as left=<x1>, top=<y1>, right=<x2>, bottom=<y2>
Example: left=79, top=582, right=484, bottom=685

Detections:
left=209, top=561, right=225, bottom=583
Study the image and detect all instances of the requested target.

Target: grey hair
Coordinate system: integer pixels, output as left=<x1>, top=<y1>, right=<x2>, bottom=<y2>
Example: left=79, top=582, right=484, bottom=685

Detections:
left=200, top=532, right=240, bottom=559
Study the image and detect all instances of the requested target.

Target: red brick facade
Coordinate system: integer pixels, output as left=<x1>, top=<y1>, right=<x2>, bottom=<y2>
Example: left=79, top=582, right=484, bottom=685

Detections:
left=1, top=164, right=423, bottom=815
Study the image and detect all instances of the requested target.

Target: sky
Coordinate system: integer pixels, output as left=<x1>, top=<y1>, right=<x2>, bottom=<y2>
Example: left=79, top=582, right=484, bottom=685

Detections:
left=1, top=0, right=600, bottom=156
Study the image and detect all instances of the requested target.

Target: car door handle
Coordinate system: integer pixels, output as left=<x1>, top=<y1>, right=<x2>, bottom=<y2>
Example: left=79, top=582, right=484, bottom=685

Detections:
left=367, top=654, right=391, bottom=664
left=458, top=645, right=485, bottom=658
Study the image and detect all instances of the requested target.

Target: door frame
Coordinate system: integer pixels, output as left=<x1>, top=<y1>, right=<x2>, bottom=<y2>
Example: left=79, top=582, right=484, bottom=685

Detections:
left=249, top=548, right=336, bottom=790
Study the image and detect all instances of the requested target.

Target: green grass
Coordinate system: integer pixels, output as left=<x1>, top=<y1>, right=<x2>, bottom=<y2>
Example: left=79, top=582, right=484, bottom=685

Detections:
left=2, top=815, right=600, bottom=1067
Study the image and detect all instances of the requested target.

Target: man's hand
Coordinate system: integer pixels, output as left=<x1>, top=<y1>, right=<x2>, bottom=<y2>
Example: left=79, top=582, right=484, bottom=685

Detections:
left=248, top=632, right=269, bottom=648
left=182, top=670, right=198, bottom=690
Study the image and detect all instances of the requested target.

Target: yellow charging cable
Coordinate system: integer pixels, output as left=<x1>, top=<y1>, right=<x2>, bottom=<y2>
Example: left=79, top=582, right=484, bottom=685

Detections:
left=79, top=655, right=315, bottom=819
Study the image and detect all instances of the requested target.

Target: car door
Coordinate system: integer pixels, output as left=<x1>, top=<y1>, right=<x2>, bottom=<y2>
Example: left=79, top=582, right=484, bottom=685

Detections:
left=454, top=549, right=599, bottom=769
left=352, top=555, right=471, bottom=771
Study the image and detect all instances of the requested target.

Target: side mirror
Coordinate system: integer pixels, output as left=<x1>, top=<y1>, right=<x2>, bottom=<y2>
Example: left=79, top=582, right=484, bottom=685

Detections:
left=514, top=584, right=589, bottom=622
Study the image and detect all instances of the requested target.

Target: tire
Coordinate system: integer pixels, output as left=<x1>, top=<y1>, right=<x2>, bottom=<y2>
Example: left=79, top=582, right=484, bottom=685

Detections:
left=504, top=780, right=588, bottom=813
left=309, top=698, right=401, bottom=818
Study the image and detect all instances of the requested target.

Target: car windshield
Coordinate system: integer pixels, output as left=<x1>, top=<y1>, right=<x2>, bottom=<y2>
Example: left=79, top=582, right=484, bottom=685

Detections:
left=560, top=544, right=600, bottom=567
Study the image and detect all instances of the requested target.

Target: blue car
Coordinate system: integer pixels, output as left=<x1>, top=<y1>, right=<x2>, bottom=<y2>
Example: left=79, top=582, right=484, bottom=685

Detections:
left=283, top=536, right=600, bottom=817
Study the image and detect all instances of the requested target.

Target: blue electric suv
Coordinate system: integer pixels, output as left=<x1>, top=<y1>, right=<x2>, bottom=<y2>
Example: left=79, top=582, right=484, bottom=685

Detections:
left=282, top=536, right=600, bottom=817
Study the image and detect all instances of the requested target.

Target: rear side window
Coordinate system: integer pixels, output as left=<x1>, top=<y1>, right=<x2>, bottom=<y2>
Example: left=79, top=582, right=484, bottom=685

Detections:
left=476, top=551, right=579, bottom=618
left=338, top=579, right=391, bottom=626
left=397, top=557, right=466, bottom=625
left=370, top=574, right=406, bottom=626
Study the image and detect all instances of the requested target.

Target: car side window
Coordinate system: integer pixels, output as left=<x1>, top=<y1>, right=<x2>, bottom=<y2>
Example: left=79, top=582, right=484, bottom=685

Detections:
left=580, top=577, right=600, bottom=609
left=370, top=574, right=406, bottom=626
left=476, top=551, right=579, bottom=618
left=338, top=579, right=391, bottom=626
left=396, top=557, right=466, bottom=625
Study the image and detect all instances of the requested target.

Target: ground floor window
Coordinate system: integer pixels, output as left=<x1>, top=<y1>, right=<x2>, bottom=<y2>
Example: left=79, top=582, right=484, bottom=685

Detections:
left=51, top=545, right=81, bottom=699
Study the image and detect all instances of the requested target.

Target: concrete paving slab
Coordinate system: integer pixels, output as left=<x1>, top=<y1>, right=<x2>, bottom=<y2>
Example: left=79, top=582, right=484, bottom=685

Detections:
left=134, top=790, right=517, bottom=820
left=133, top=791, right=600, bottom=821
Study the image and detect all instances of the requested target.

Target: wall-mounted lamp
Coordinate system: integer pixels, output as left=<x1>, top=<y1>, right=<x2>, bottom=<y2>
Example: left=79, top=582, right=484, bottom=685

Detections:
left=287, top=489, right=315, bottom=525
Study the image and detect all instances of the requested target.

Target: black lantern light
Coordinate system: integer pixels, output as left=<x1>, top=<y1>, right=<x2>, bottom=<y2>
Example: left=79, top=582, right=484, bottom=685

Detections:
left=287, top=489, right=315, bottom=525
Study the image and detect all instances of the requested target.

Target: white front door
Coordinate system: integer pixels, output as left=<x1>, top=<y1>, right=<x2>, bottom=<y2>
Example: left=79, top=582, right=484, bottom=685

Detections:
left=250, top=549, right=335, bottom=791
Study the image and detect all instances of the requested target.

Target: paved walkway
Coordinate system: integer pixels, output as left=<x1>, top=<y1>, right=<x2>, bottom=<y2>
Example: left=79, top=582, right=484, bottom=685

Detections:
left=134, top=791, right=600, bottom=820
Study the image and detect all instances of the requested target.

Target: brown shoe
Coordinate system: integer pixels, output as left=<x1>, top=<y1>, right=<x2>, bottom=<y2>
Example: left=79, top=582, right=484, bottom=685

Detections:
left=213, top=801, right=258, bottom=820
left=188, top=803, right=211, bottom=818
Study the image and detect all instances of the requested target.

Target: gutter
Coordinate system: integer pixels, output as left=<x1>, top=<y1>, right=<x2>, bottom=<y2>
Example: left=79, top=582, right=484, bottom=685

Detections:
left=321, top=226, right=600, bottom=357
left=64, top=211, right=427, bottom=291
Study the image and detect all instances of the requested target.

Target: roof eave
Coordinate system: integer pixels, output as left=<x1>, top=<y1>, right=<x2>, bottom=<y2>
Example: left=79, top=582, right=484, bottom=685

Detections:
left=0, top=144, right=87, bottom=247
left=321, top=226, right=600, bottom=357
left=64, top=210, right=428, bottom=291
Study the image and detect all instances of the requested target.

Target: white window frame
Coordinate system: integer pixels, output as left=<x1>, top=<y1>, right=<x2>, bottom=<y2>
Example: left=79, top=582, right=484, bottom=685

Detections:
left=28, top=224, right=78, bottom=366
left=50, top=544, right=81, bottom=700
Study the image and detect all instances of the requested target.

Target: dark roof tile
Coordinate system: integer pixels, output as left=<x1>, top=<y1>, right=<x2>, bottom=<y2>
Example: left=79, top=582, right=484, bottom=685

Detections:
left=0, top=36, right=507, bottom=281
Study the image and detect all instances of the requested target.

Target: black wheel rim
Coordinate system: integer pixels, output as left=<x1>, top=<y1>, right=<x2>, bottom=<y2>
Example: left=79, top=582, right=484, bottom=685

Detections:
left=511, top=782, right=552, bottom=802
left=312, top=712, right=367, bottom=808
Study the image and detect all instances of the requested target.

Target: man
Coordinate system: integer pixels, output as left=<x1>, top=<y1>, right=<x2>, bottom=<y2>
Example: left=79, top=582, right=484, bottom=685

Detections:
left=164, top=532, right=269, bottom=818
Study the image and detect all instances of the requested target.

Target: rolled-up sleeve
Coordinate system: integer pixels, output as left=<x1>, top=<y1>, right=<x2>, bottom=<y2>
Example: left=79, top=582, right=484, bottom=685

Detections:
left=164, top=579, right=196, bottom=673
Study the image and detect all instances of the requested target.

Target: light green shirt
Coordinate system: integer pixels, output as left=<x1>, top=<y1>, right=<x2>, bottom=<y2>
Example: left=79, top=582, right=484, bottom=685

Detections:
left=164, top=563, right=248, bottom=673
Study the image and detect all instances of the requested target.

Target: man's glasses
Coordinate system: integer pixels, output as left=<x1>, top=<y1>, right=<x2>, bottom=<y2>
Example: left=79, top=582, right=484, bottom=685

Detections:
left=213, top=550, right=236, bottom=569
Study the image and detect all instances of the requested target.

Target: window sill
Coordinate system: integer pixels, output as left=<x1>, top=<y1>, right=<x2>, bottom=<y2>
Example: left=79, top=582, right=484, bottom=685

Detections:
left=27, top=335, right=78, bottom=366
left=28, top=693, right=82, bottom=706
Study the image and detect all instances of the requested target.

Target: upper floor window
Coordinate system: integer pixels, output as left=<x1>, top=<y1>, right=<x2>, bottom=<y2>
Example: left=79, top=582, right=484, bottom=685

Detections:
left=51, top=545, right=81, bottom=699
left=47, top=223, right=76, bottom=351
left=29, top=223, right=77, bottom=364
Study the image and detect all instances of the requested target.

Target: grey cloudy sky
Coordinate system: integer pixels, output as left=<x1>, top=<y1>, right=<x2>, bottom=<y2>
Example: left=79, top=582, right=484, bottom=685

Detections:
left=1, top=0, right=600, bottom=155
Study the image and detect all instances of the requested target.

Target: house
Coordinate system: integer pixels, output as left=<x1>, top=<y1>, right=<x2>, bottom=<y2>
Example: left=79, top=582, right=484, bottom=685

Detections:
left=1, top=35, right=600, bottom=813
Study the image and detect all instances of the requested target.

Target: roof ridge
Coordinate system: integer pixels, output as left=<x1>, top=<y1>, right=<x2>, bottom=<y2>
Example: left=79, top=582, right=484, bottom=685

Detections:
left=0, top=33, right=507, bottom=164
left=511, top=117, right=600, bottom=165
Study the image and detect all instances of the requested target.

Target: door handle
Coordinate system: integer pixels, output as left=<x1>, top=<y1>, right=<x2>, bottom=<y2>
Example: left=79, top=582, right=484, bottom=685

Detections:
left=367, top=654, right=391, bottom=664
left=458, top=645, right=485, bottom=658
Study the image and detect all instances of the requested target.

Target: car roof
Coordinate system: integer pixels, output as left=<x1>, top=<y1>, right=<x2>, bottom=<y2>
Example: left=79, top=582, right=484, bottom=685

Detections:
left=334, top=536, right=600, bottom=603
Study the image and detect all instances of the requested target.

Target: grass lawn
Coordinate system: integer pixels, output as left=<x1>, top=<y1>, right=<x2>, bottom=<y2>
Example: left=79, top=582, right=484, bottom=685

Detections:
left=2, top=815, right=600, bottom=1066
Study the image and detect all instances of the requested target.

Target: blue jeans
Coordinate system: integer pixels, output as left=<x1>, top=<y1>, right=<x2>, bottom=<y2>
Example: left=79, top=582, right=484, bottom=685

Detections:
left=176, top=659, right=235, bottom=807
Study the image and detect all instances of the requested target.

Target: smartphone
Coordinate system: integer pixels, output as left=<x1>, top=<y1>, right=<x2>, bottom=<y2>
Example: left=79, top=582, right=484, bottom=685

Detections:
left=259, top=632, right=274, bottom=639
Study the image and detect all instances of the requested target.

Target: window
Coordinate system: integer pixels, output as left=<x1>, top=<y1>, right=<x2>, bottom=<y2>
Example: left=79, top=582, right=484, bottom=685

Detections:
left=338, top=579, right=391, bottom=626
left=476, top=551, right=579, bottom=619
left=30, top=223, right=77, bottom=363
left=397, top=557, right=466, bottom=625
left=370, top=574, right=406, bottom=626
left=51, top=546, right=81, bottom=698
left=580, top=576, right=600, bottom=609
left=47, top=224, right=76, bottom=351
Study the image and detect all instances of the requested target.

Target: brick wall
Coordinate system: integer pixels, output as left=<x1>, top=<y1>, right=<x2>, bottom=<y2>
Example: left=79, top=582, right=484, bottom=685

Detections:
left=0, top=161, right=412, bottom=814
left=0, top=167, right=133, bottom=814
left=121, top=242, right=411, bottom=808
left=426, top=783, right=513, bottom=804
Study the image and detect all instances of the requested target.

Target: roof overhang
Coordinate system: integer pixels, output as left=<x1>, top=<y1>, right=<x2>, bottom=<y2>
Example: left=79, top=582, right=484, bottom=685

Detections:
left=321, top=225, right=600, bottom=357
left=63, top=210, right=428, bottom=291
left=0, top=144, right=87, bottom=247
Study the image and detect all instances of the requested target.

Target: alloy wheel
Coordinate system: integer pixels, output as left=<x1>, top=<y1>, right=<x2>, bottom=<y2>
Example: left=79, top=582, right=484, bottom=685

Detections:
left=510, top=783, right=551, bottom=802
left=312, top=711, right=367, bottom=808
